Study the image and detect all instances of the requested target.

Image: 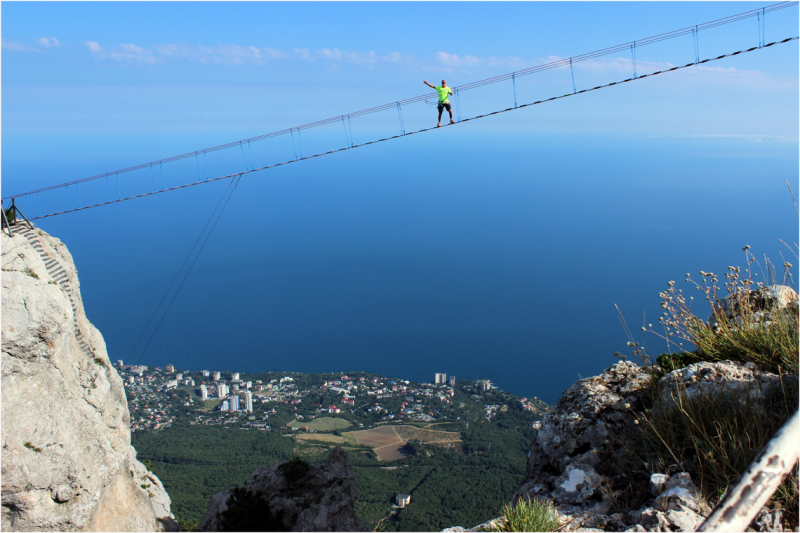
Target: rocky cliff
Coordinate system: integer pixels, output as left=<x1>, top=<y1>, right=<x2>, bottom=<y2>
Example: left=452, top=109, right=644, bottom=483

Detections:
left=199, top=447, right=370, bottom=532
left=1, top=225, right=176, bottom=531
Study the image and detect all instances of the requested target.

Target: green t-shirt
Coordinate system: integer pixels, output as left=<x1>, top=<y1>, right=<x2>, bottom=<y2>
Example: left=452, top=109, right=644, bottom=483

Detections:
left=435, top=86, right=453, bottom=103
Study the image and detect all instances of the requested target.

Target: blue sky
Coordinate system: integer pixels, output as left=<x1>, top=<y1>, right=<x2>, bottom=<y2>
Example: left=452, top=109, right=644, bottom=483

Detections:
left=2, top=2, right=798, bottom=400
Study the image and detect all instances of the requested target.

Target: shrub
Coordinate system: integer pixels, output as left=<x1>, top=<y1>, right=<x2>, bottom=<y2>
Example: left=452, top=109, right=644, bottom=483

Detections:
left=177, top=518, right=198, bottom=532
left=656, top=351, right=704, bottom=372
left=649, top=249, right=797, bottom=373
left=22, top=268, right=39, bottom=279
left=4, top=207, right=15, bottom=224
left=490, top=498, right=560, bottom=532
left=277, top=457, right=310, bottom=484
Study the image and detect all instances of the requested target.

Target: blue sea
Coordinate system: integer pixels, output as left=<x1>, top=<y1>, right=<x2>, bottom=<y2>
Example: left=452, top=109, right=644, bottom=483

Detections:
left=19, top=125, right=799, bottom=405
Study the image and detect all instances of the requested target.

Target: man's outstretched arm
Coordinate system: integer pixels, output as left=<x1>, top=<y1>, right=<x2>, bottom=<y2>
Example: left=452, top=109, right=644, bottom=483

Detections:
left=423, top=80, right=436, bottom=89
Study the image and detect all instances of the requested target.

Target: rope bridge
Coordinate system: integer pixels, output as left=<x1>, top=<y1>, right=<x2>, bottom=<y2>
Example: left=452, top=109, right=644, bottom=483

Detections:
left=3, top=1, right=797, bottom=221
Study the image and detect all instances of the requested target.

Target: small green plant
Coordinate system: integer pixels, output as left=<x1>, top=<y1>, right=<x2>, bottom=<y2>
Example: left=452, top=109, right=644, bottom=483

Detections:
left=4, top=207, right=16, bottom=224
left=94, top=358, right=104, bottom=366
left=490, top=498, right=560, bottom=532
left=655, top=351, right=704, bottom=372
left=142, top=459, right=154, bottom=471
left=22, top=268, right=39, bottom=279
left=23, top=442, right=42, bottom=453
left=177, top=518, right=199, bottom=532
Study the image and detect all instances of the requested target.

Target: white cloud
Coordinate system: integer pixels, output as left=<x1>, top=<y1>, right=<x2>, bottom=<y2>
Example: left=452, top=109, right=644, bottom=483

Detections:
left=82, top=39, right=417, bottom=67
left=312, top=48, right=410, bottom=65
left=37, top=36, right=60, bottom=48
left=84, top=41, right=103, bottom=53
left=436, top=51, right=482, bottom=67
left=84, top=41, right=159, bottom=64
left=2, top=39, right=42, bottom=52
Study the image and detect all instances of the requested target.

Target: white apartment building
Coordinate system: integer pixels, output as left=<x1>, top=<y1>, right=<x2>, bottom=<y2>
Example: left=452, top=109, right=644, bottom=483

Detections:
left=212, top=371, right=221, bottom=381
left=232, top=372, right=240, bottom=380
left=230, top=395, right=240, bottom=411
left=435, top=373, right=447, bottom=384
left=202, top=370, right=210, bottom=377
left=200, top=385, right=208, bottom=400
left=217, top=383, right=228, bottom=399
left=245, top=391, right=253, bottom=413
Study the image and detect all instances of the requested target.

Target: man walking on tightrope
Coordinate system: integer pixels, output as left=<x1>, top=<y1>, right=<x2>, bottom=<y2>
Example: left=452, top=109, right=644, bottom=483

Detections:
left=424, top=79, right=455, bottom=127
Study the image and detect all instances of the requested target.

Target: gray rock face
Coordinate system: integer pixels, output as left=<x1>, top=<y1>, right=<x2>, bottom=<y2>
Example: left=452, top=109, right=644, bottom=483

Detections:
left=517, top=361, right=651, bottom=505
left=658, top=360, right=785, bottom=404
left=511, top=359, right=794, bottom=531
left=199, top=447, right=370, bottom=532
left=1, top=226, right=174, bottom=531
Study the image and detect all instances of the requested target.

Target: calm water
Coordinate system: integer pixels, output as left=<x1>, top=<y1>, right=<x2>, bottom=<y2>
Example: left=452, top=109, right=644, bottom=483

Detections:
left=32, top=129, right=798, bottom=404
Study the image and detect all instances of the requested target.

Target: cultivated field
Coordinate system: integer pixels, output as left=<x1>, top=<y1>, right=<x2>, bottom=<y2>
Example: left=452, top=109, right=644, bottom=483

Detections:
left=394, top=425, right=461, bottom=443
left=287, top=417, right=352, bottom=431
left=295, top=433, right=347, bottom=444
left=347, top=426, right=403, bottom=447
left=373, top=443, right=409, bottom=461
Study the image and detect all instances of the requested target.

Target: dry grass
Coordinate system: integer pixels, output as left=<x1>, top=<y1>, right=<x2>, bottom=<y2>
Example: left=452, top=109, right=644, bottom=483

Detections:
left=639, top=371, right=798, bottom=525
left=647, top=249, right=797, bottom=373
left=615, top=238, right=799, bottom=527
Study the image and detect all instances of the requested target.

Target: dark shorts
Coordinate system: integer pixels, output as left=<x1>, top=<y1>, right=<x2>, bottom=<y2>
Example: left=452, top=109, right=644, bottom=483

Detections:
left=437, top=102, right=452, bottom=112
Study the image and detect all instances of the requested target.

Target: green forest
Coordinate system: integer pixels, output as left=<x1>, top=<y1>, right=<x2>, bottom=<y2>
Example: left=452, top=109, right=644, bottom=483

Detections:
left=131, top=373, right=546, bottom=531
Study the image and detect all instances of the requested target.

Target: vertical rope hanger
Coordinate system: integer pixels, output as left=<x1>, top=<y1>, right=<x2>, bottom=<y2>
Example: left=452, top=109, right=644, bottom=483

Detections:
left=569, top=58, right=577, bottom=93
left=239, top=141, right=250, bottom=171
left=196, top=153, right=203, bottom=183
left=396, top=103, right=406, bottom=135
left=512, top=73, right=518, bottom=108
left=631, top=41, right=638, bottom=78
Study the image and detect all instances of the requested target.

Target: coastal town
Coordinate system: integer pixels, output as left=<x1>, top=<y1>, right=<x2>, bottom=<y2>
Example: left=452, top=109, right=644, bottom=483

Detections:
left=118, top=362, right=549, bottom=435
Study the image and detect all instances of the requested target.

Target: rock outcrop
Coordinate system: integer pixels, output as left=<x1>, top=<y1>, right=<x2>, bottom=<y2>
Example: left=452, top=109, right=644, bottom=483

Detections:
left=511, top=360, right=793, bottom=532
left=1, top=225, right=175, bottom=531
left=199, top=447, right=370, bottom=532
left=710, top=284, right=798, bottom=329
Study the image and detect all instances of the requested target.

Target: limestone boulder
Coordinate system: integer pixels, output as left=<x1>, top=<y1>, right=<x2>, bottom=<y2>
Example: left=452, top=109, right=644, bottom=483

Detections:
left=199, top=447, right=369, bottom=532
left=658, top=360, right=788, bottom=405
left=710, top=285, right=798, bottom=328
left=1, top=226, right=174, bottom=531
